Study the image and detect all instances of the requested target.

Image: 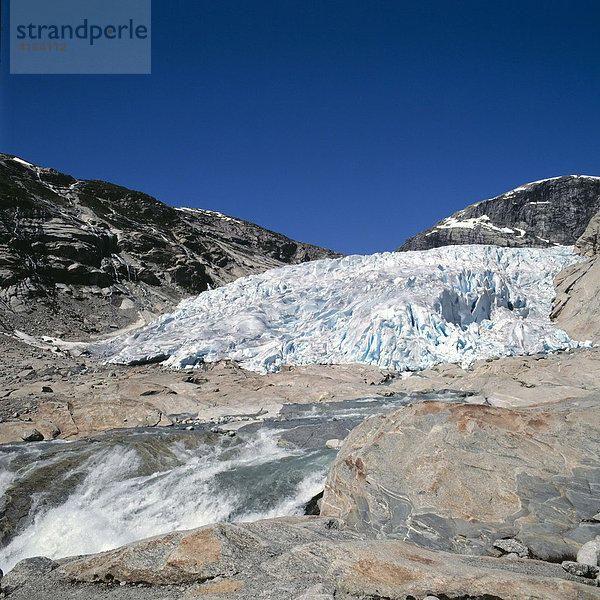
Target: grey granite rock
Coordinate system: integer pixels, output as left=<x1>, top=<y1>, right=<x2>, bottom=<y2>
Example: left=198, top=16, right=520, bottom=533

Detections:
left=578, top=537, right=600, bottom=566
left=321, top=397, right=600, bottom=562
left=562, top=560, right=600, bottom=579
left=493, top=538, right=529, bottom=558
left=398, top=175, right=600, bottom=251
left=2, top=556, right=59, bottom=593
left=19, top=428, right=43, bottom=442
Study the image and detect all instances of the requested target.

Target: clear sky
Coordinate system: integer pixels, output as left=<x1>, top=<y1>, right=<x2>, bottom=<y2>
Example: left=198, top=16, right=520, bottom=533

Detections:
left=2, top=1, right=600, bottom=255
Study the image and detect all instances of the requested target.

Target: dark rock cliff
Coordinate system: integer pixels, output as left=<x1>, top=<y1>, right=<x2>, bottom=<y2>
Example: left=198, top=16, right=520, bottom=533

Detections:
left=397, top=175, right=600, bottom=251
left=0, top=154, right=339, bottom=337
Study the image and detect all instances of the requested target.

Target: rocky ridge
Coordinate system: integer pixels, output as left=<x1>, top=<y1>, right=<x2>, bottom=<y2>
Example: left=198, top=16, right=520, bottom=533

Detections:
left=0, top=154, right=338, bottom=339
left=398, top=175, right=600, bottom=251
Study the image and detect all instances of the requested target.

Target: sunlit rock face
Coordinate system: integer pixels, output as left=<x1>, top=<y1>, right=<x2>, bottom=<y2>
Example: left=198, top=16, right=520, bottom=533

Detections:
left=398, top=175, right=600, bottom=251
left=0, top=154, right=338, bottom=337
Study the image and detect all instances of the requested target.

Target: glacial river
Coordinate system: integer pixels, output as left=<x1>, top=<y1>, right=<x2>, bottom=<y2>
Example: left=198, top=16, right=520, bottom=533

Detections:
left=0, top=391, right=475, bottom=572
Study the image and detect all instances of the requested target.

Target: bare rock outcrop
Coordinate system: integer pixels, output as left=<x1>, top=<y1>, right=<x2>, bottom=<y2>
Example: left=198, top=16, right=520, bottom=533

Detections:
left=551, top=206, right=600, bottom=342
left=321, top=397, right=600, bottom=562
left=576, top=208, right=600, bottom=257
left=551, top=256, right=600, bottom=342
left=398, top=175, right=600, bottom=251
left=4, top=517, right=599, bottom=599
left=0, top=154, right=338, bottom=339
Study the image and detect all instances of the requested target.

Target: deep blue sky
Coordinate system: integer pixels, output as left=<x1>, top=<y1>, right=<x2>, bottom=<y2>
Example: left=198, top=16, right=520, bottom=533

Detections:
left=2, top=1, right=600, bottom=254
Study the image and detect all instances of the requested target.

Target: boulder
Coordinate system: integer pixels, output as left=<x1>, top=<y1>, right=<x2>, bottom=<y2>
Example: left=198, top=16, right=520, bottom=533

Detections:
left=20, top=428, right=43, bottom=442
left=60, top=525, right=231, bottom=585
left=1, top=557, right=58, bottom=594
left=493, top=538, right=529, bottom=558
left=321, top=397, right=600, bottom=561
left=578, top=536, right=600, bottom=566
left=562, top=560, right=600, bottom=579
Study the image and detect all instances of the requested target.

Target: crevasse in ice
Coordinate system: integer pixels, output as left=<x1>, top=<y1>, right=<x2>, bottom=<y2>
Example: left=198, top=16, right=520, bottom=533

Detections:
left=94, top=245, right=585, bottom=373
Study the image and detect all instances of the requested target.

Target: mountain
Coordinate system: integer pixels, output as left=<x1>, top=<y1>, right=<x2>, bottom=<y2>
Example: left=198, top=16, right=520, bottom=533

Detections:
left=397, top=175, right=600, bottom=251
left=94, top=245, right=580, bottom=373
left=551, top=205, right=600, bottom=342
left=0, top=154, right=339, bottom=338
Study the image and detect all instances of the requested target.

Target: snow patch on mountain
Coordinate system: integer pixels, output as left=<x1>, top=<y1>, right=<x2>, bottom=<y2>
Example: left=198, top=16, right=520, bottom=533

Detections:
left=175, top=206, right=241, bottom=223
left=11, top=156, right=35, bottom=168
left=429, top=215, right=517, bottom=235
left=93, top=246, right=586, bottom=373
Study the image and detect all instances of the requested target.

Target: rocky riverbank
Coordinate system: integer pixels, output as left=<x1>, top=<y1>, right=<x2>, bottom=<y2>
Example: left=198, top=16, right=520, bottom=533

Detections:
left=2, top=343, right=600, bottom=598
left=2, top=327, right=600, bottom=445
left=2, top=516, right=599, bottom=599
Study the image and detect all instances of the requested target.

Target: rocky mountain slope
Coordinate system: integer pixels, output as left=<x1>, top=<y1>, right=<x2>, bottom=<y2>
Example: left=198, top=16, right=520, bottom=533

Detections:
left=398, top=175, right=600, bottom=251
left=552, top=207, right=600, bottom=342
left=0, top=154, right=338, bottom=338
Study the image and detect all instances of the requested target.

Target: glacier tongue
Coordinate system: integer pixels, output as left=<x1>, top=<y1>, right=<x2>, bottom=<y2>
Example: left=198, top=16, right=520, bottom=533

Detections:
left=94, top=245, right=585, bottom=373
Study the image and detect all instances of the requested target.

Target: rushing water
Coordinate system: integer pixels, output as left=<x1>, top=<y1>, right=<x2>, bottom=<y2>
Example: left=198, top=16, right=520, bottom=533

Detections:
left=0, top=391, right=476, bottom=572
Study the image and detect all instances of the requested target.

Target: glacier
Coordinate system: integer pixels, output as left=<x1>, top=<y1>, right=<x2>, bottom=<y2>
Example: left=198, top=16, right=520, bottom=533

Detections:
left=93, top=245, right=585, bottom=373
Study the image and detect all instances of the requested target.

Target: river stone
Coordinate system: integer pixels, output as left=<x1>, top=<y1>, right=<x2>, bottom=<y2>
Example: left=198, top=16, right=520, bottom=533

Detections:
left=60, top=525, right=231, bottom=585
left=493, top=538, right=529, bottom=558
left=20, top=428, right=43, bottom=442
left=321, top=397, right=600, bottom=561
left=578, top=537, right=600, bottom=566
left=562, top=560, right=600, bottom=579
left=2, top=557, right=59, bottom=593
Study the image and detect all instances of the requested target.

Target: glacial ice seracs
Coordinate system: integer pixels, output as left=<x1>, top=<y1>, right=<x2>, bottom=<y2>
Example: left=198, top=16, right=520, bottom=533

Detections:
left=94, top=245, right=585, bottom=373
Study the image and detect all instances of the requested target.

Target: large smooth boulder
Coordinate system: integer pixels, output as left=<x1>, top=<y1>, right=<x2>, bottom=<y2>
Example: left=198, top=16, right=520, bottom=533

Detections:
left=321, top=398, right=600, bottom=561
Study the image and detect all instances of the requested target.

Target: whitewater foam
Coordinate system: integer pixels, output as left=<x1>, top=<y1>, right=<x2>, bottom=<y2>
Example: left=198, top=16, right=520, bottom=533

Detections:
left=0, top=428, right=328, bottom=572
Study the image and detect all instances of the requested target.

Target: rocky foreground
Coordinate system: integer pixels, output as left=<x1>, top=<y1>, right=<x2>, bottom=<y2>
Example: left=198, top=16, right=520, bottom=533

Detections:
left=3, top=516, right=599, bottom=600
left=2, top=329, right=600, bottom=445
left=1, top=334, right=600, bottom=598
